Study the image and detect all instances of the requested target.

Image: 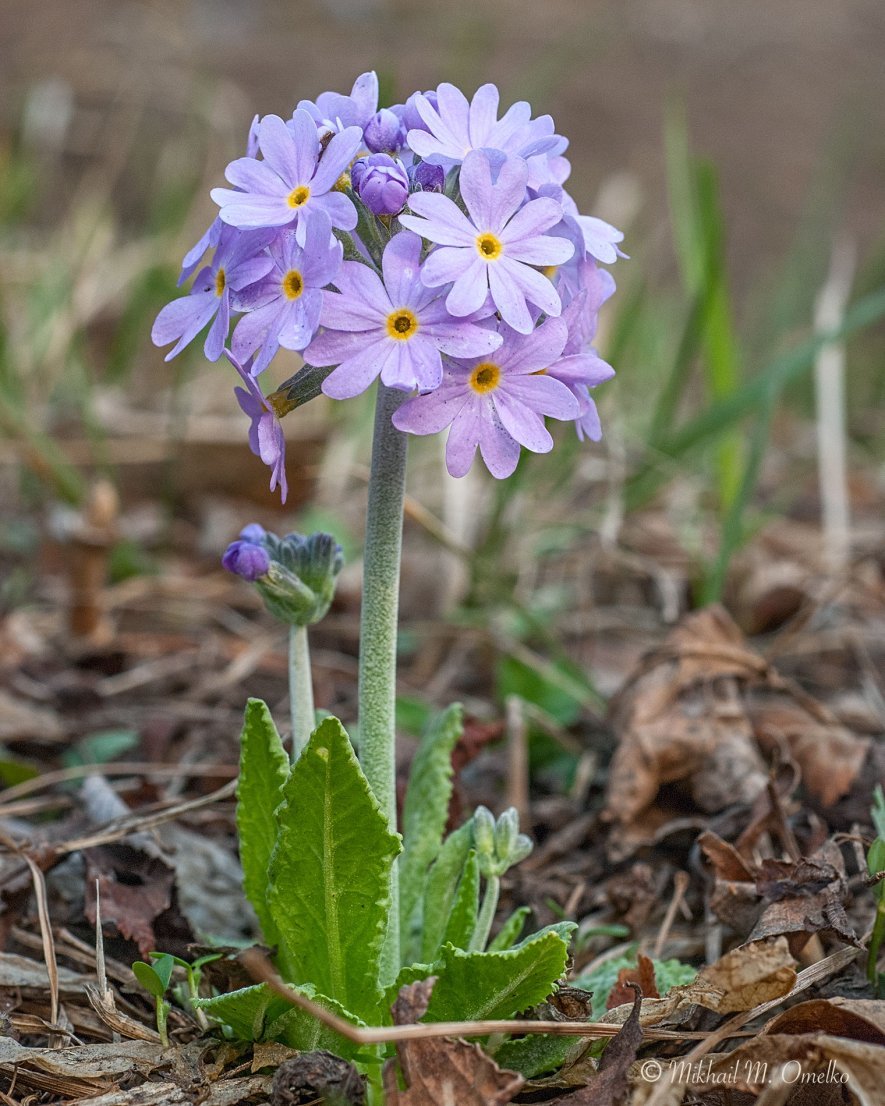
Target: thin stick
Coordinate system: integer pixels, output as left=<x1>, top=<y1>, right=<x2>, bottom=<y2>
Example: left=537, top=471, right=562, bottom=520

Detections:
left=0, top=761, right=237, bottom=805
left=813, top=235, right=855, bottom=571
left=241, top=949, right=710, bottom=1044
left=505, top=695, right=530, bottom=823
left=653, top=871, right=690, bottom=960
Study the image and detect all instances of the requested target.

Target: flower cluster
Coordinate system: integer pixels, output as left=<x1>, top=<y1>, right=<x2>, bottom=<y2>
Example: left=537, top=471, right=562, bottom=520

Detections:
left=153, top=72, right=623, bottom=497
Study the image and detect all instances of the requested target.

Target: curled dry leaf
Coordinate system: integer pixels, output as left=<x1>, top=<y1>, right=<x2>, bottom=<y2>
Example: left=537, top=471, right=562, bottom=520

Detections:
left=384, top=978, right=524, bottom=1106
left=602, top=937, right=796, bottom=1027
left=552, top=985, right=644, bottom=1106
left=603, top=606, right=872, bottom=858
left=606, top=954, right=660, bottom=1011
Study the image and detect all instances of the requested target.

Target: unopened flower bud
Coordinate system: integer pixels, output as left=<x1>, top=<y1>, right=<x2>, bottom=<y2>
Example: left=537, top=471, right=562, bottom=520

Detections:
left=222, top=539, right=271, bottom=582
left=352, top=154, right=410, bottom=216
left=364, top=109, right=404, bottom=153
left=412, top=161, right=445, bottom=193
left=473, top=805, right=497, bottom=861
left=401, top=90, right=438, bottom=134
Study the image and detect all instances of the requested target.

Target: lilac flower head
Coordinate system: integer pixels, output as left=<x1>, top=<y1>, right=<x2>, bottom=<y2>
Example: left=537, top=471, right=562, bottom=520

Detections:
left=411, top=162, right=445, bottom=193
left=305, top=229, right=502, bottom=400
left=152, top=225, right=274, bottom=361
left=298, top=71, right=379, bottom=133
left=399, top=150, right=574, bottom=334
left=222, top=538, right=271, bottom=581
left=226, top=351, right=288, bottom=502
left=393, top=317, right=580, bottom=478
left=406, top=83, right=567, bottom=167
left=211, top=111, right=362, bottom=243
left=352, top=154, right=410, bottom=216
left=231, top=217, right=342, bottom=375
left=364, top=109, right=405, bottom=153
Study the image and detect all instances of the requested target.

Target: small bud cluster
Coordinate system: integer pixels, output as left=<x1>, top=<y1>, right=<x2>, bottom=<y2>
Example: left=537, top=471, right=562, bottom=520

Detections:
left=473, top=805, right=533, bottom=878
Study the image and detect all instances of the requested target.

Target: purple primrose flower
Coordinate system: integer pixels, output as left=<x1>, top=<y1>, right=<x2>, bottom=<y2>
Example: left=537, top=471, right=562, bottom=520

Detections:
left=222, top=538, right=271, bottom=581
left=211, top=110, right=362, bottom=242
left=232, top=217, right=342, bottom=375
left=227, top=351, right=288, bottom=502
left=352, top=154, right=410, bottom=216
left=298, top=71, right=379, bottom=134
left=400, top=150, right=574, bottom=334
left=544, top=291, right=615, bottom=443
left=392, top=317, right=580, bottom=479
left=152, top=225, right=274, bottom=361
left=406, top=82, right=566, bottom=166
left=305, top=230, right=503, bottom=400
left=364, top=108, right=404, bottom=153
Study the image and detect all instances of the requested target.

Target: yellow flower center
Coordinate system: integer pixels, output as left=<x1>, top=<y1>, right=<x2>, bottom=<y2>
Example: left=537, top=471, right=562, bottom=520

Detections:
left=469, top=361, right=501, bottom=394
left=385, top=309, right=419, bottom=341
left=282, top=269, right=304, bottom=300
left=333, top=171, right=352, bottom=193
left=476, top=233, right=503, bottom=261
left=541, top=265, right=558, bottom=279
left=215, top=268, right=227, bottom=296
left=287, top=185, right=311, bottom=208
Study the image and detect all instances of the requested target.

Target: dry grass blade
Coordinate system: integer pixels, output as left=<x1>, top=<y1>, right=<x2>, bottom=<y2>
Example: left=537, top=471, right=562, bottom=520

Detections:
left=242, top=950, right=707, bottom=1044
left=0, top=761, right=238, bottom=806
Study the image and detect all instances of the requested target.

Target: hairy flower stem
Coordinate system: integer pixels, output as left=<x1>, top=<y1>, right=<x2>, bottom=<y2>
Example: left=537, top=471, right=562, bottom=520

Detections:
left=471, top=875, right=501, bottom=952
left=359, top=382, right=408, bottom=980
left=289, top=624, right=315, bottom=762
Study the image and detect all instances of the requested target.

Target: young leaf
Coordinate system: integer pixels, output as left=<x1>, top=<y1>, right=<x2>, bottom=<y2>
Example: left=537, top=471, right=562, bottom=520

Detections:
left=400, top=703, right=463, bottom=954
left=441, top=849, right=480, bottom=951
left=267, top=716, right=401, bottom=1022
left=421, top=819, right=474, bottom=963
left=264, top=985, right=367, bottom=1060
left=494, top=1034, right=582, bottom=1079
left=489, top=906, right=531, bottom=952
left=236, top=699, right=290, bottom=949
left=196, top=983, right=291, bottom=1040
left=132, top=961, right=167, bottom=1000
left=423, top=930, right=571, bottom=1023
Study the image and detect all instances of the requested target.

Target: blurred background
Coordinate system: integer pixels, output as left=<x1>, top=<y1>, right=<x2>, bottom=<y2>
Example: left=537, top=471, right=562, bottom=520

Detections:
left=1, top=0, right=884, bottom=778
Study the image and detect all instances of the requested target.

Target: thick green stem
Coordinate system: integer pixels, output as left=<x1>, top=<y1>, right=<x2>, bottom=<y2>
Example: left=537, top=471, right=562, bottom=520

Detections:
left=358, top=382, right=408, bottom=978
left=471, top=875, right=501, bottom=952
left=289, top=624, right=315, bottom=762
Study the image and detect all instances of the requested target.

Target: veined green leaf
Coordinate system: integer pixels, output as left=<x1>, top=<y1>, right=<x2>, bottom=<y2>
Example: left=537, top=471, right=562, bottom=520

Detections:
left=489, top=906, right=530, bottom=952
left=421, top=819, right=474, bottom=963
left=196, top=983, right=291, bottom=1040
left=423, top=930, right=571, bottom=1023
left=236, top=699, right=290, bottom=951
left=400, top=704, right=463, bottom=957
left=494, top=1034, right=583, bottom=1079
left=264, top=987, right=367, bottom=1060
left=442, top=849, right=479, bottom=950
left=268, top=716, right=401, bottom=1022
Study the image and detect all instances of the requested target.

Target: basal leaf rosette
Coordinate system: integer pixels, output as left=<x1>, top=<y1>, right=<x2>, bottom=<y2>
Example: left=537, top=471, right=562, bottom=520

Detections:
left=152, top=71, right=623, bottom=496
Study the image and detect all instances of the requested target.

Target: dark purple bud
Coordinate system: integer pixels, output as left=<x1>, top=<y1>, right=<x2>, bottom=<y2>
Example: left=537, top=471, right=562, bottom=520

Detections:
left=352, top=154, right=409, bottom=216
left=412, top=161, right=445, bottom=193
left=363, top=108, right=404, bottom=153
left=402, top=90, right=438, bottom=134
left=222, top=539, right=270, bottom=582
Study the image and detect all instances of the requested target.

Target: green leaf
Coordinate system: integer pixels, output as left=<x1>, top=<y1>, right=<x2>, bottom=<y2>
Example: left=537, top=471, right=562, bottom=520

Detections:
left=494, top=1034, right=581, bottom=1079
left=489, top=907, right=530, bottom=952
left=264, top=986, right=366, bottom=1060
left=132, top=957, right=173, bottom=1000
left=383, top=962, right=437, bottom=1011
left=421, top=819, right=474, bottom=963
left=400, top=703, right=463, bottom=955
left=267, top=716, right=401, bottom=1021
left=236, top=699, right=290, bottom=950
left=196, top=984, right=290, bottom=1040
left=442, top=849, right=479, bottom=950
left=423, top=930, right=571, bottom=1023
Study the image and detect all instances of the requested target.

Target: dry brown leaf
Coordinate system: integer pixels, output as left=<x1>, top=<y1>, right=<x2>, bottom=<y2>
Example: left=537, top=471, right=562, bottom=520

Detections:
left=251, top=1040, right=298, bottom=1073
left=763, top=998, right=885, bottom=1044
left=271, top=1050, right=364, bottom=1106
left=603, top=937, right=796, bottom=1027
left=384, top=978, right=524, bottom=1106
left=606, top=954, right=660, bottom=1011
left=551, top=987, right=644, bottom=1106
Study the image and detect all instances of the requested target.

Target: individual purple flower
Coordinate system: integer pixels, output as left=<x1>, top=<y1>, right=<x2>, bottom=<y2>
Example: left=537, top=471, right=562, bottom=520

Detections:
left=392, top=317, right=580, bottom=478
left=351, top=154, right=409, bottom=216
left=304, top=230, right=503, bottom=400
left=297, top=71, right=379, bottom=133
left=177, top=216, right=223, bottom=286
left=399, top=90, right=438, bottom=135
left=544, top=291, right=615, bottom=443
left=227, top=351, right=288, bottom=502
left=211, top=111, right=362, bottom=242
left=406, top=83, right=566, bottom=166
left=411, top=161, right=445, bottom=193
left=222, top=538, right=271, bottom=581
left=364, top=109, right=404, bottom=153
left=152, top=225, right=274, bottom=361
left=231, top=218, right=342, bottom=375
left=576, top=214, right=628, bottom=264
left=399, top=150, right=574, bottom=334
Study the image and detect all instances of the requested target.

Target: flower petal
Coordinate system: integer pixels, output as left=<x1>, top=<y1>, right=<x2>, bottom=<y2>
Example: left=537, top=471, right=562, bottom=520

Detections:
left=446, top=257, right=490, bottom=317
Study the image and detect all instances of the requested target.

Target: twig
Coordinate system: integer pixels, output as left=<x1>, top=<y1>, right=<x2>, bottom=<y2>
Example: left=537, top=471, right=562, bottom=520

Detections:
left=505, top=695, right=530, bottom=824
left=653, top=871, right=690, bottom=959
left=240, top=949, right=705, bottom=1043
